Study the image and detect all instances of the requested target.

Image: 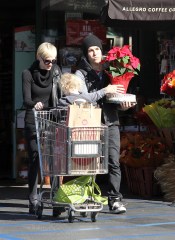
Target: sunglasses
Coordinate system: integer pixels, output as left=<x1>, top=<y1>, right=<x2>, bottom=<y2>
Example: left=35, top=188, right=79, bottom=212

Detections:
left=41, top=58, right=57, bottom=65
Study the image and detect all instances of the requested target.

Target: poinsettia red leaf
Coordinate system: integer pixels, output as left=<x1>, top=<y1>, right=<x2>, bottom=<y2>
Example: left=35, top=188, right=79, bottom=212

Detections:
left=130, top=56, right=140, bottom=69
left=104, top=45, right=140, bottom=91
left=106, top=53, right=116, bottom=61
left=108, top=46, right=120, bottom=54
left=120, top=45, right=132, bottom=57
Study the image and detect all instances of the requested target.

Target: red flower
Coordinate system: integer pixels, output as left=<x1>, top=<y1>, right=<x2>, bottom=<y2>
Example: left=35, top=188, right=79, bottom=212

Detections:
left=102, top=45, right=140, bottom=92
left=160, top=70, right=175, bottom=96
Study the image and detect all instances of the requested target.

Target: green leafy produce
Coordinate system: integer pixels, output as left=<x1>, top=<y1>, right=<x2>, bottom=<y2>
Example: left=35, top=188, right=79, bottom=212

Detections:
left=143, top=99, right=175, bottom=128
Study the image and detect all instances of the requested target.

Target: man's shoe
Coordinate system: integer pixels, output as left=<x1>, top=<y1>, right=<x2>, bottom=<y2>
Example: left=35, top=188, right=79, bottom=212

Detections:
left=109, top=201, right=126, bottom=214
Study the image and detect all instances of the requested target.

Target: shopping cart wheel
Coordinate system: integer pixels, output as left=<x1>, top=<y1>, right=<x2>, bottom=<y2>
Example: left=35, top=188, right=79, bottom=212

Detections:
left=68, top=210, right=75, bottom=223
left=53, top=207, right=65, bottom=217
left=91, top=212, right=98, bottom=222
left=80, top=212, right=88, bottom=217
left=36, top=203, right=43, bottom=220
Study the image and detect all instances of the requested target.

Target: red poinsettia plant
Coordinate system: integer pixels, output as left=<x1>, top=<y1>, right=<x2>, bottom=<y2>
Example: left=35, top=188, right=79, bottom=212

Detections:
left=161, top=70, right=175, bottom=96
left=102, top=45, right=140, bottom=93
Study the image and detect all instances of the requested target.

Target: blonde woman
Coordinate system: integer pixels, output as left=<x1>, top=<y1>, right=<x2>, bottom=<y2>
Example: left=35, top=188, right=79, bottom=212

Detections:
left=22, top=42, right=62, bottom=214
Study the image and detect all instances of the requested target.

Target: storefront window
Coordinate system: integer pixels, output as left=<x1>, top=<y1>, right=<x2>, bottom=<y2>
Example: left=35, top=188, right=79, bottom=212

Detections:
left=40, top=0, right=106, bottom=44
left=156, top=31, right=175, bottom=95
left=39, top=0, right=107, bottom=71
left=158, top=31, right=175, bottom=75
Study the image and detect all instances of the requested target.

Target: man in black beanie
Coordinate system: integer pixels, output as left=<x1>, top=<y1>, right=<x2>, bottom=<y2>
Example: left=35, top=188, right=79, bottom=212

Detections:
left=75, top=34, right=132, bottom=214
left=82, top=34, right=102, bottom=57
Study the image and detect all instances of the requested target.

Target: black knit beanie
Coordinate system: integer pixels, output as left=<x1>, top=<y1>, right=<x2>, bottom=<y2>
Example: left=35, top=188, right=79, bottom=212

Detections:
left=82, top=34, right=103, bottom=56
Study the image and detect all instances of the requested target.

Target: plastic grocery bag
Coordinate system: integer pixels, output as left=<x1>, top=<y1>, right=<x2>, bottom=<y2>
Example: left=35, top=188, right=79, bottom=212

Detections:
left=53, top=175, right=107, bottom=205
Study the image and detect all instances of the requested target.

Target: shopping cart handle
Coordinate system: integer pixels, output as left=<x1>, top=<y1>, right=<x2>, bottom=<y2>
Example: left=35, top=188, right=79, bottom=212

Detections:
left=32, top=106, right=68, bottom=112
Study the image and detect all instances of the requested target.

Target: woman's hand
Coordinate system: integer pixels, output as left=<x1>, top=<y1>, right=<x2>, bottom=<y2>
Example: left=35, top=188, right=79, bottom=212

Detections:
left=104, top=84, right=125, bottom=94
left=34, top=102, right=44, bottom=110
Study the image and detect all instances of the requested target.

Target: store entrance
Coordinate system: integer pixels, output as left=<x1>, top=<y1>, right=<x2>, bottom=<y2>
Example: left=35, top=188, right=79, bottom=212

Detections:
left=0, top=0, right=35, bottom=179
left=0, top=29, right=13, bottom=178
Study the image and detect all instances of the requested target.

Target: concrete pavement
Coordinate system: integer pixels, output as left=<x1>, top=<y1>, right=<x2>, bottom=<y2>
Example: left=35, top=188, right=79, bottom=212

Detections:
left=0, top=179, right=175, bottom=240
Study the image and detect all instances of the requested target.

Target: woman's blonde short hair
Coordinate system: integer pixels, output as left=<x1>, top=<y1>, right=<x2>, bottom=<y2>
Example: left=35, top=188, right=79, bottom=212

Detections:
left=36, top=42, right=57, bottom=59
left=60, top=73, right=81, bottom=95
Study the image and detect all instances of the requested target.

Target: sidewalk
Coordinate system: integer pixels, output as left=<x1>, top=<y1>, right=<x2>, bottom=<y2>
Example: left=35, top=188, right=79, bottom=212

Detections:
left=1, top=178, right=175, bottom=240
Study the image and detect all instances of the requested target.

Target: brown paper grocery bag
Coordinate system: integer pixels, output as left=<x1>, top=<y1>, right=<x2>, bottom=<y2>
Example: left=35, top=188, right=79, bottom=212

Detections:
left=66, top=103, right=101, bottom=127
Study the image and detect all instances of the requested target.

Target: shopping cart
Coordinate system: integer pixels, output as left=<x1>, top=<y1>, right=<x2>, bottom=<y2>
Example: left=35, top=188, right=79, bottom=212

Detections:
left=33, top=107, right=108, bottom=222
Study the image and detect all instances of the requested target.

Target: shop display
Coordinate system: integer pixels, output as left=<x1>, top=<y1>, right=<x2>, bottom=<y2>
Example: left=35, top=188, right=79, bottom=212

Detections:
left=160, top=70, right=175, bottom=96
left=123, top=165, right=161, bottom=198
left=143, top=99, right=175, bottom=129
left=157, top=32, right=175, bottom=97
left=66, top=19, right=107, bottom=46
left=154, top=154, right=175, bottom=202
left=59, top=47, right=82, bottom=67
left=142, top=99, right=175, bottom=152
left=15, top=129, right=29, bottom=183
left=120, top=131, right=166, bottom=168
left=158, top=37, right=175, bottom=75
left=120, top=131, right=165, bottom=198
left=14, top=25, right=35, bottom=52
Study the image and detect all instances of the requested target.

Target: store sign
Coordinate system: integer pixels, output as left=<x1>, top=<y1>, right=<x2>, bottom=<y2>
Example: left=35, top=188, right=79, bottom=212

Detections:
left=66, top=20, right=107, bottom=46
left=104, top=0, right=175, bottom=21
left=48, top=0, right=106, bottom=13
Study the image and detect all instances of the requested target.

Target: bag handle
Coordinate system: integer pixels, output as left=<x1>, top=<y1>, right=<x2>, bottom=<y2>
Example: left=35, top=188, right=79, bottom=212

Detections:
left=90, top=176, right=108, bottom=205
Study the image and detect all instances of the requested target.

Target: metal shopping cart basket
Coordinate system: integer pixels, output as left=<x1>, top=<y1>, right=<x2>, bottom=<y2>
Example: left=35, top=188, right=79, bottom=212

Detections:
left=33, top=107, right=108, bottom=222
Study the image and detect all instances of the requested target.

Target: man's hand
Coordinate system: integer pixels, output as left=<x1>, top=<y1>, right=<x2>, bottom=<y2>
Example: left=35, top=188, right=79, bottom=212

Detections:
left=119, top=101, right=136, bottom=110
